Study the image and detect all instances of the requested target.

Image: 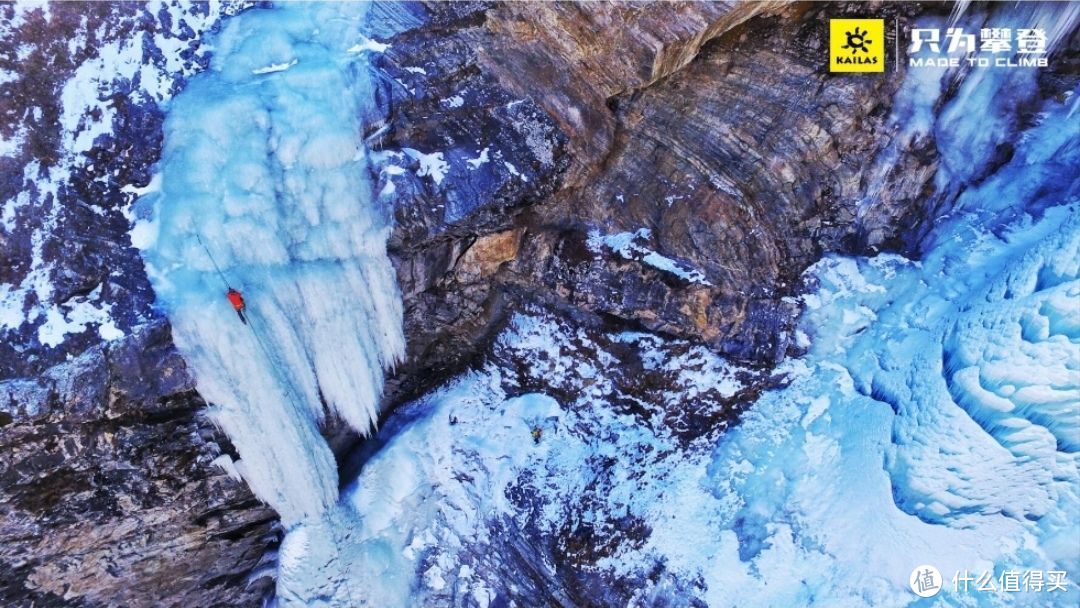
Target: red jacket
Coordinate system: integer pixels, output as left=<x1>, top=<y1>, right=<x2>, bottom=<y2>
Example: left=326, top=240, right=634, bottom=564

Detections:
left=226, top=289, right=245, bottom=311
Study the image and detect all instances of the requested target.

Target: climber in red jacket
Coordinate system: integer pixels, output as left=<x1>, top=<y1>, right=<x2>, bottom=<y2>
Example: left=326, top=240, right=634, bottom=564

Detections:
left=226, top=288, right=248, bottom=325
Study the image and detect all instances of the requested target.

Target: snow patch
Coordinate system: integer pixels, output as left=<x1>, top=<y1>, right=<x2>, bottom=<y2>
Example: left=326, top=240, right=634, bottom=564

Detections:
left=502, top=161, right=527, bottom=182
left=403, top=148, right=449, bottom=185
left=0, top=283, right=28, bottom=331
left=588, top=227, right=712, bottom=285
left=35, top=285, right=121, bottom=347
left=465, top=147, right=489, bottom=169
left=347, top=35, right=389, bottom=54
left=251, top=58, right=298, bottom=74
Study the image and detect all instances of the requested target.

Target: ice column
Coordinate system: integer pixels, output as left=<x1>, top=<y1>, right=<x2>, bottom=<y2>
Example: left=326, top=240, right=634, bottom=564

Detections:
left=136, top=2, right=403, bottom=525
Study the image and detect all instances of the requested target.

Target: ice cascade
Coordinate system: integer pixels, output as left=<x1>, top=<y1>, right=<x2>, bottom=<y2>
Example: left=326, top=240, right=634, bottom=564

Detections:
left=135, top=3, right=403, bottom=525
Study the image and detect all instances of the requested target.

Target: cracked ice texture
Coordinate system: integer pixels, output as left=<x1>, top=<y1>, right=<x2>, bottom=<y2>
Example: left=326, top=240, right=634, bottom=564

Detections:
left=138, top=2, right=403, bottom=525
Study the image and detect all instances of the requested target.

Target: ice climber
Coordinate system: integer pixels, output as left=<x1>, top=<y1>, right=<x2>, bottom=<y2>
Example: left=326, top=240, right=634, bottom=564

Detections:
left=226, top=288, right=248, bottom=325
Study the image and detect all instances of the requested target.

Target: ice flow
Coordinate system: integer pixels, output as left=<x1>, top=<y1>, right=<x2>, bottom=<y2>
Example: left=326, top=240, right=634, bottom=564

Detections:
left=135, top=2, right=403, bottom=526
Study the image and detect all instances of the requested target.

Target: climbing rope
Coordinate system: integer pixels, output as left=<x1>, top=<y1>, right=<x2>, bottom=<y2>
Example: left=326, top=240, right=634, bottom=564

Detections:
left=195, top=232, right=234, bottom=289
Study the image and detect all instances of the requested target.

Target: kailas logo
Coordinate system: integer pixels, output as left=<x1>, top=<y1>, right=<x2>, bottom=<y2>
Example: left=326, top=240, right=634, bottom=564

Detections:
left=843, top=26, right=873, bottom=54
left=830, top=19, right=884, bottom=73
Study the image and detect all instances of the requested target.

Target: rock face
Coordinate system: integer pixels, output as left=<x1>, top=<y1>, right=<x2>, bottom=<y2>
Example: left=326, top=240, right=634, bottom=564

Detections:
left=515, top=1, right=929, bottom=362
left=0, top=321, right=277, bottom=607
left=479, top=0, right=787, bottom=182
left=375, top=0, right=938, bottom=403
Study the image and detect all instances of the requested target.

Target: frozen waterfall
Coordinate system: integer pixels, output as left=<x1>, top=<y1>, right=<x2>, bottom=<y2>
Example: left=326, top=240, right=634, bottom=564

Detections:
left=134, top=2, right=403, bottom=526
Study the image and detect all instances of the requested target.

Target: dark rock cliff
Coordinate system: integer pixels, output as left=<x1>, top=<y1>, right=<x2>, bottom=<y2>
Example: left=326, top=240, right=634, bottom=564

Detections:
left=1, top=321, right=276, bottom=607
left=376, top=0, right=938, bottom=402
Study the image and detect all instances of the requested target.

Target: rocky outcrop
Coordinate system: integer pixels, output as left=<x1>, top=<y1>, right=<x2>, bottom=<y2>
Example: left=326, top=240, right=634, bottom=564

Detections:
left=376, top=0, right=939, bottom=404
left=480, top=0, right=786, bottom=182
left=0, top=321, right=277, bottom=607
left=514, top=1, right=934, bottom=362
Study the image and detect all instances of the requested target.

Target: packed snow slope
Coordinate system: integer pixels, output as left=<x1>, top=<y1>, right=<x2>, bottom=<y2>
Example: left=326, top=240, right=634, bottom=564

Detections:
left=134, top=2, right=403, bottom=525
left=275, top=5, right=1078, bottom=608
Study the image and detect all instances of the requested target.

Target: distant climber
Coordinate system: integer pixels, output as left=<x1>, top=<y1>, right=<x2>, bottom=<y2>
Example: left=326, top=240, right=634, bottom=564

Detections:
left=227, top=288, right=248, bottom=325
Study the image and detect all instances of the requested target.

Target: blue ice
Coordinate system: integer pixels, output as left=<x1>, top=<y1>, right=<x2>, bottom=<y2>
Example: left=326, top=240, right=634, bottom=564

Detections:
left=136, top=2, right=403, bottom=526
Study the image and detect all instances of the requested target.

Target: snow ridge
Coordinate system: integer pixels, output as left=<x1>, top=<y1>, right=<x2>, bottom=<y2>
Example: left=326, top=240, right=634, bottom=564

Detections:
left=137, top=3, right=404, bottom=526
